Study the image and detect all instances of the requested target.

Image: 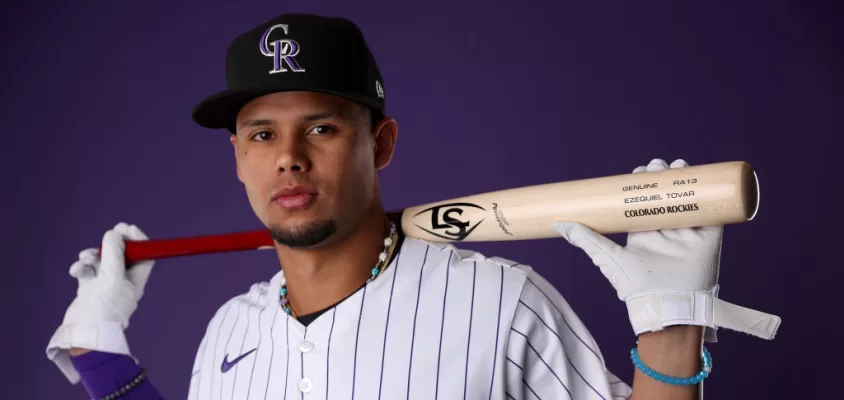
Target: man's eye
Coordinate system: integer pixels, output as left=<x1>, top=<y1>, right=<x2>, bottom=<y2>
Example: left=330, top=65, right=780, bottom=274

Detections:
left=251, top=131, right=273, bottom=141
left=309, top=125, right=335, bottom=135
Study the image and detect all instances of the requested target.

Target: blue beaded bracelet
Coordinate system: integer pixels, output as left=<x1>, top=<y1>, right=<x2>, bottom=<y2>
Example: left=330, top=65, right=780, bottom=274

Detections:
left=630, top=345, right=712, bottom=386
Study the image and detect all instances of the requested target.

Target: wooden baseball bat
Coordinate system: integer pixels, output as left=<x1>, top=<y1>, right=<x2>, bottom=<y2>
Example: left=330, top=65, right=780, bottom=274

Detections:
left=112, top=161, right=758, bottom=265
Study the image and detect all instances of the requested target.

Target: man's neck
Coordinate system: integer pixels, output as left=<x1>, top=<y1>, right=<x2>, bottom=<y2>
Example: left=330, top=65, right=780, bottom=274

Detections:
left=274, top=206, right=390, bottom=316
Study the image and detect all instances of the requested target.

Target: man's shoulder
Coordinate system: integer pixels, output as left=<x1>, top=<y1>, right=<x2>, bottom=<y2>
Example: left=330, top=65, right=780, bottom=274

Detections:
left=406, top=236, right=529, bottom=266
left=406, top=238, right=573, bottom=304
left=201, top=271, right=283, bottom=329
left=404, top=237, right=537, bottom=290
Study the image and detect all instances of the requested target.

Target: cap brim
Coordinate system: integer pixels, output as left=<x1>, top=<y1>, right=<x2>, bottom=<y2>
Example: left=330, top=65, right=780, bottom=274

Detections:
left=192, top=84, right=383, bottom=131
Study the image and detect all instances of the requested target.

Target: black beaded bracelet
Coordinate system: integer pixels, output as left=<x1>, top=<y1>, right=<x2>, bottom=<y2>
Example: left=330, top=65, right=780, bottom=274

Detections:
left=94, top=368, right=147, bottom=400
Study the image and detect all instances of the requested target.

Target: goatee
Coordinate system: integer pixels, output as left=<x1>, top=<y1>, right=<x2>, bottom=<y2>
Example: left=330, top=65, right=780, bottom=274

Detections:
left=268, top=220, right=338, bottom=249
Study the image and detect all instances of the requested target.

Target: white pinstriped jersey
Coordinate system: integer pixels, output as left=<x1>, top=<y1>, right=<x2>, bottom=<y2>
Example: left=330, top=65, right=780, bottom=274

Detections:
left=187, top=237, right=633, bottom=400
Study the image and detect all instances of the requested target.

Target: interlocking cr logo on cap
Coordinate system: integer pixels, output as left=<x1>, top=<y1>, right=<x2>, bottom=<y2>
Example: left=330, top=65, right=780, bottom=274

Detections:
left=259, top=24, right=306, bottom=74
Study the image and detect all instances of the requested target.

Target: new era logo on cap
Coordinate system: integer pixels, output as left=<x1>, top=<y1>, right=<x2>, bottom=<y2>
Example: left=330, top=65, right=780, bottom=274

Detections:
left=191, top=13, right=386, bottom=131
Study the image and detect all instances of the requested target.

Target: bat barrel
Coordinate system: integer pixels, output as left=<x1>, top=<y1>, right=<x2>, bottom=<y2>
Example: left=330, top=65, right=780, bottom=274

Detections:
left=400, top=161, right=760, bottom=241
left=746, top=166, right=761, bottom=221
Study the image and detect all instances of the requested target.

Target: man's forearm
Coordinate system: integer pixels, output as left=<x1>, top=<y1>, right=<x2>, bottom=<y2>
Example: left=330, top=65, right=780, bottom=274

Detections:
left=71, top=351, right=166, bottom=400
left=630, top=325, right=704, bottom=400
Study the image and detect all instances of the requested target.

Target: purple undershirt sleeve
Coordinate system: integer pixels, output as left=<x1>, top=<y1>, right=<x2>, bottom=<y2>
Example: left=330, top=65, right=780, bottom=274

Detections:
left=71, top=351, right=166, bottom=399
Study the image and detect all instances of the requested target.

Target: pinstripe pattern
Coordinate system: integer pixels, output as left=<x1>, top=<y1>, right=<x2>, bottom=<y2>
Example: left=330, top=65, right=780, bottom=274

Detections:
left=283, top=315, right=289, bottom=400
left=221, top=303, right=241, bottom=400
left=243, top=305, right=265, bottom=399
left=186, top=238, right=633, bottom=400
left=377, top=248, right=401, bottom=400
left=325, top=308, right=335, bottom=399
left=406, top=245, right=429, bottom=399
left=434, top=252, right=453, bottom=399
left=300, top=326, right=307, bottom=400
left=351, top=284, right=367, bottom=400
left=463, top=261, right=477, bottom=400
left=261, top=300, right=279, bottom=400
left=488, top=264, right=503, bottom=400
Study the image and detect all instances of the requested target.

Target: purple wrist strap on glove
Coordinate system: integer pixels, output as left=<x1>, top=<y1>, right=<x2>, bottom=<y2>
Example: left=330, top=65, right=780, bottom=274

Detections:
left=71, top=351, right=165, bottom=399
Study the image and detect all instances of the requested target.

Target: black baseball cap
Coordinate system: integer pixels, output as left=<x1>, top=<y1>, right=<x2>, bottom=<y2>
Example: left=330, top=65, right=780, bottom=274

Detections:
left=191, top=13, right=386, bottom=132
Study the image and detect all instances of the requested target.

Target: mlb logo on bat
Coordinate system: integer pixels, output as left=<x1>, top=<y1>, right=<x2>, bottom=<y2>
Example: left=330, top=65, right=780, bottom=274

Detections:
left=259, top=24, right=305, bottom=74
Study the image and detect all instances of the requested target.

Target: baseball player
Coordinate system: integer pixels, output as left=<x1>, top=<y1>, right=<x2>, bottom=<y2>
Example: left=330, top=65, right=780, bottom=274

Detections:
left=46, top=13, right=780, bottom=400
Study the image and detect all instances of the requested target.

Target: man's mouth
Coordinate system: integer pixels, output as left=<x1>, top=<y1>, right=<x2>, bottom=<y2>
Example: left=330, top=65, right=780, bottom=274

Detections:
left=271, top=185, right=318, bottom=209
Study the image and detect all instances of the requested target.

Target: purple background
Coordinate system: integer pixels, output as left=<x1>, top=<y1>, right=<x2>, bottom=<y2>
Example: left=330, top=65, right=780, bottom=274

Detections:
left=5, top=1, right=842, bottom=398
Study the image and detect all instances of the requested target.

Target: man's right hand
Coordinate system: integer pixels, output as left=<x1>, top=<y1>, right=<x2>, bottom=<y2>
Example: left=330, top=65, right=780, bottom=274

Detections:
left=46, top=222, right=155, bottom=383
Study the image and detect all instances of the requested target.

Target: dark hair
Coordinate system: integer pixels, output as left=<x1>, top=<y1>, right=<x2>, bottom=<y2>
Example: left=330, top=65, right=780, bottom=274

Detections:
left=366, top=107, right=384, bottom=132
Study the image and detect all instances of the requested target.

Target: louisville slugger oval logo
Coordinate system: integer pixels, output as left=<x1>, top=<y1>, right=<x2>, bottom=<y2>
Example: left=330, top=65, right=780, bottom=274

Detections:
left=412, top=202, right=486, bottom=241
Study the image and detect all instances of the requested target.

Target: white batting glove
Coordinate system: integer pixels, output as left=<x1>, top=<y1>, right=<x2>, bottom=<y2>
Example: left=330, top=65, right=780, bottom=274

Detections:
left=554, top=159, right=781, bottom=341
left=46, top=222, right=154, bottom=383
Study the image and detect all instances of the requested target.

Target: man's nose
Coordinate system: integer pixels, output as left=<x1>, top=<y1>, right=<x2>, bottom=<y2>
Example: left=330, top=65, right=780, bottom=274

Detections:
left=274, top=138, right=311, bottom=173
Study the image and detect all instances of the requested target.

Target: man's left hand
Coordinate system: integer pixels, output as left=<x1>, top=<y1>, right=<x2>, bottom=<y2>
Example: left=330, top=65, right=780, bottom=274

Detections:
left=554, top=158, right=781, bottom=341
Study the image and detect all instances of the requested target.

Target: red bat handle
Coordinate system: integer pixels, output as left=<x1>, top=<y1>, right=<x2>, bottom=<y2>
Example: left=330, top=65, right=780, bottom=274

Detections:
left=100, top=211, right=403, bottom=265
left=99, top=230, right=275, bottom=265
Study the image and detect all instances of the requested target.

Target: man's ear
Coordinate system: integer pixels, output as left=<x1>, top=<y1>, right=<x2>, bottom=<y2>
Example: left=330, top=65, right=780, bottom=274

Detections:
left=230, top=134, right=244, bottom=183
left=373, top=117, right=398, bottom=170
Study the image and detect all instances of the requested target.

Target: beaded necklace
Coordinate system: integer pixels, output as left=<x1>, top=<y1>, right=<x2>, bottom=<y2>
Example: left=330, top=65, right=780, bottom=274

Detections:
left=278, top=220, right=398, bottom=318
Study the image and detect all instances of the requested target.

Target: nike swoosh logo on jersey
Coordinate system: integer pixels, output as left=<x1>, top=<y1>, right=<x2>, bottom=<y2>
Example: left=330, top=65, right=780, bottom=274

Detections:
left=221, top=348, right=257, bottom=373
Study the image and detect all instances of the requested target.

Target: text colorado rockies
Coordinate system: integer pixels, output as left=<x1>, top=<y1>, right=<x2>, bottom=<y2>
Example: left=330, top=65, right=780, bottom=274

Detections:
left=624, top=203, right=700, bottom=218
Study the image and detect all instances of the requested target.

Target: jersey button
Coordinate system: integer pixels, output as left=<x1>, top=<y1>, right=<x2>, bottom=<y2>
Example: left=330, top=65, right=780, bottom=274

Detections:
left=299, top=340, right=314, bottom=353
left=299, top=378, right=312, bottom=393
